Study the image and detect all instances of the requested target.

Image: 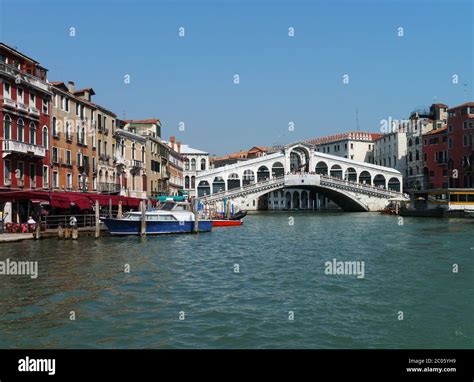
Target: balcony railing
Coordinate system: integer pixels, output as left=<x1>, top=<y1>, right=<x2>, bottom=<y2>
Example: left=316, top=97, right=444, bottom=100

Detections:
left=3, top=98, right=16, bottom=108
left=29, top=106, right=40, bottom=117
left=2, top=139, right=46, bottom=158
left=0, top=62, right=50, bottom=93
left=97, top=182, right=121, bottom=193
left=17, top=102, right=28, bottom=112
left=132, top=160, right=143, bottom=168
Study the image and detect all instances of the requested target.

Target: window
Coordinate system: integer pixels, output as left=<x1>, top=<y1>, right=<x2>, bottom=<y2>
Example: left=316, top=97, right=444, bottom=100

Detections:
left=42, top=127, right=48, bottom=148
left=464, top=134, right=468, bottom=146
left=52, top=147, right=59, bottom=163
left=141, top=146, right=145, bottom=163
left=448, top=138, right=453, bottom=149
left=42, top=98, right=48, bottom=114
left=66, top=173, right=72, bottom=190
left=4, top=83, right=11, bottom=99
left=30, top=164, right=36, bottom=187
left=30, top=92, right=36, bottom=105
left=350, top=143, right=354, bottom=149
left=53, top=171, right=59, bottom=188
left=77, top=152, right=82, bottom=167
left=17, top=161, right=24, bottom=181
left=17, top=118, right=24, bottom=142
left=4, top=159, right=11, bottom=185
left=185, top=159, right=190, bottom=170
left=18, top=88, right=24, bottom=104
left=76, top=103, right=80, bottom=116
left=92, top=177, right=97, bottom=191
left=66, top=150, right=72, bottom=165
left=29, top=123, right=36, bottom=144
left=3, top=114, right=11, bottom=140
left=43, top=166, right=49, bottom=188
left=448, top=125, right=453, bottom=132
left=201, top=158, right=206, bottom=171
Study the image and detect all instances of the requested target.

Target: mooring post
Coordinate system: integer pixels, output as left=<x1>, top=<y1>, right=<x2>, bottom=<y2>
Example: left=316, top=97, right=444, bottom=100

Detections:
left=64, top=227, right=71, bottom=239
left=34, top=222, right=41, bottom=240
left=58, top=225, right=63, bottom=239
left=95, top=199, right=100, bottom=239
left=72, top=225, right=78, bottom=240
left=140, top=200, right=146, bottom=237
left=193, top=198, right=199, bottom=233
left=109, top=198, right=112, bottom=219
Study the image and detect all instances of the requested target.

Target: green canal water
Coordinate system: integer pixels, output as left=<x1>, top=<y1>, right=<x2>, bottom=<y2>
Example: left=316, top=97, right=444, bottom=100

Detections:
left=0, top=212, right=472, bottom=349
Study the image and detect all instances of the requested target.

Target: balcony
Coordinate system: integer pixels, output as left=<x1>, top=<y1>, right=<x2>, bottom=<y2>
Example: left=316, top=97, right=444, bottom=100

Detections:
left=29, top=106, right=40, bottom=117
left=3, top=98, right=16, bottom=109
left=52, top=130, right=61, bottom=139
left=97, top=182, right=121, bottom=193
left=66, top=133, right=73, bottom=142
left=17, top=102, right=28, bottom=113
left=0, top=62, right=49, bottom=93
left=99, top=154, right=111, bottom=164
left=2, top=139, right=46, bottom=158
left=132, top=160, right=143, bottom=169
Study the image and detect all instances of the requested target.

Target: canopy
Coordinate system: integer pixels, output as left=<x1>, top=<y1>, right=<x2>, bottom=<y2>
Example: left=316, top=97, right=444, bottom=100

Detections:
left=156, top=195, right=187, bottom=202
left=0, top=191, right=144, bottom=210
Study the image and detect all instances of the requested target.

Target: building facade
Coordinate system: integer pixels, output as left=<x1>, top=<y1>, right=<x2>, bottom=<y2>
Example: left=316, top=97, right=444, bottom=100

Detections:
left=122, top=119, right=168, bottom=198
left=405, top=103, right=448, bottom=190
left=114, top=127, right=147, bottom=199
left=50, top=81, right=97, bottom=192
left=308, top=132, right=382, bottom=162
left=164, top=136, right=183, bottom=196
left=372, top=129, right=407, bottom=187
left=447, top=102, right=474, bottom=188
left=181, top=143, right=209, bottom=198
left=0, top=43, right=51, bottom=192
left=422, top=126, right=448, bottom=189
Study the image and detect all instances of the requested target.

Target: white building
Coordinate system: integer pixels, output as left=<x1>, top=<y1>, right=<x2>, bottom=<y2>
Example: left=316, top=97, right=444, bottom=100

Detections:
left=181, top=144, right=209, bottom=197
left=308, top=132, right=382, bottom=162
left=405, top=103, right=448, bottom=190
left=372, top=129, right=408, bottom=185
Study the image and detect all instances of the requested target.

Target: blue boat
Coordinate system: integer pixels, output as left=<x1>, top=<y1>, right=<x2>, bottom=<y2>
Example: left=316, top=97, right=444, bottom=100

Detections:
left=101, top=200, right=212, bottom=235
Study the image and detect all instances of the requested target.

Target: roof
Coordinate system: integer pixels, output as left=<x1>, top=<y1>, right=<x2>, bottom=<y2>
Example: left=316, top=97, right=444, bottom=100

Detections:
left=74, top=88, right=95, bottom=96
left=248, top=146, right=269, bottom=153
left=448, top=102, right=474, bottom=111
left=0, top=42, right=40, bottom=64
left=179, top=144, right=208, bottom=155
left=422, top=125, right=448, bottom=136
left=307, top=132, right=383, bottom=145
left=124, top=118, right=161, bottom=125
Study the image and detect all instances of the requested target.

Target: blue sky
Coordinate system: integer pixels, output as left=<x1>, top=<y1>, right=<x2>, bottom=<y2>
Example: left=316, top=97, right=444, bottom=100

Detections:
left=1, top=0, right=472, bottom=155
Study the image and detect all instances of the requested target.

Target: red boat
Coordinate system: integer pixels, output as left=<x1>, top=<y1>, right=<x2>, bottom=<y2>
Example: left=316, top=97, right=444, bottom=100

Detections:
left=212, top=219, right=243, bottom=227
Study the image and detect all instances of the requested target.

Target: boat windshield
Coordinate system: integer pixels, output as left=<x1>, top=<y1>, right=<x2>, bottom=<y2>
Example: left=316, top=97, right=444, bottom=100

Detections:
left=158, top=202, right=176, bottom=211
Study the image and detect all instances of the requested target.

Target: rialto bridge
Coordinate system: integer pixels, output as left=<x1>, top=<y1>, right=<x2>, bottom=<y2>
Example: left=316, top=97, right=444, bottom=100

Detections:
left=195, top=142, right=408, bottom=212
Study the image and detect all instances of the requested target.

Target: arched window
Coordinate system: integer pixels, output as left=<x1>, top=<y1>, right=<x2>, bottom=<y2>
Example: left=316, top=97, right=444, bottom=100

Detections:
left=42, top=126, right=48, bottom=149
left=185, top=158, right=190, bottom=171
left=409, top=152, right=413, bottom=162
left=415, top=137, right=420, bottom=145
left=3, top=114, right=11, bottom=140
left=52, top=117, right=57, bottom=136
left=141, top=146, right=145, bottom=162
left=81, top=127, right=86, bottom=145
left=191, top=158, right=196, bottom=171
left=121, top=139, right=125, bottom=156
left=131, top=143, right=136, bottom=160
left=408, top=139, right=413, bottom=147
left=415, top=150, right=419, bottom=161
left=200, top=158, right=206, bottom=171
left=191, top=176, right=195, bottom=188
left=185, top=176, right=190, bottom=189
left=29, top=122, right=36, bottom=145
left=17, top=118, right=24, bottom=142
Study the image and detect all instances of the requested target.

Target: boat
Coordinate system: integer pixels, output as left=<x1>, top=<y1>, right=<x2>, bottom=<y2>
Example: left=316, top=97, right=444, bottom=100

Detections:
left=229, top=210, right=247, bottom=220
left=400, top=188, right=474, bottom=218
left=101, top=200, right=212, bottom=235
left=212, top=219, right=243, bottom=227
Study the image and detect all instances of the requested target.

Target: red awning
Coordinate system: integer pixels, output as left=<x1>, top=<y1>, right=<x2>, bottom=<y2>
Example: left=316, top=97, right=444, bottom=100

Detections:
left=0, top=190, right=145, bottom=210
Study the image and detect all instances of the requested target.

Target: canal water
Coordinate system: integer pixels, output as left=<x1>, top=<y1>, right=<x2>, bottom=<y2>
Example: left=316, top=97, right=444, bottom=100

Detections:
left=0, top=212, right=472, bottom=349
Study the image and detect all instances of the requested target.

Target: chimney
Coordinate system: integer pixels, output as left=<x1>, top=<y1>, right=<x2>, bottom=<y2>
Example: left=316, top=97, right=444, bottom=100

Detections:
left=67, top=81, right=75, bottom=93
left=170, top=136, right=175, bottom=150
left=177, top=141, right=181, bottom=155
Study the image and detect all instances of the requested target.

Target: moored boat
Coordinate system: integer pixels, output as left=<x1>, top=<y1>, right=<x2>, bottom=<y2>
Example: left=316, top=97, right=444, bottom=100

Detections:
left=101, top=200, right=212, bottom=235
left=212, top=219, right=243, bottom=227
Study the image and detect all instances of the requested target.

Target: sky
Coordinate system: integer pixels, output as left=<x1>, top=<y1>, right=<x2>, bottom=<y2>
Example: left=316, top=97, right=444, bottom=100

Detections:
left=0, top=0, right=473, bottom=155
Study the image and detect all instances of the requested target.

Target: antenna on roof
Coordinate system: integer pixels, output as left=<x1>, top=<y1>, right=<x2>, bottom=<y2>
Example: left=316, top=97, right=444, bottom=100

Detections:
left=122, top=110, right=126, bottom=120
